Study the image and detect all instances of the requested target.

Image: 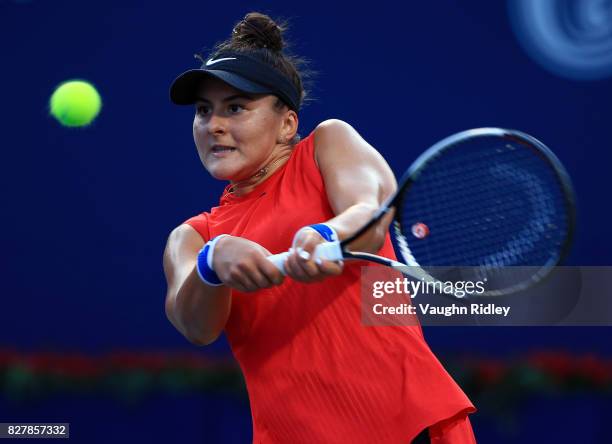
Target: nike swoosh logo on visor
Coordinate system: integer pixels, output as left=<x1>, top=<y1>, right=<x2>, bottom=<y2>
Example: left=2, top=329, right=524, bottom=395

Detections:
left=205, top=57, right=237, bottom=66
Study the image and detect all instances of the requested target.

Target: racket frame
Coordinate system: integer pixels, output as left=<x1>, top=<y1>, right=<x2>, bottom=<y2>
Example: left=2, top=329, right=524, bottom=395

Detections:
left=336, top=128, right=577, bottom=297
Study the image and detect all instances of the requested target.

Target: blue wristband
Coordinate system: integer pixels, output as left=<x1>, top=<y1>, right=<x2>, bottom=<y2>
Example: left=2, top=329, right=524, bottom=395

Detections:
left=308, top=223, right=338, bottom=242
left=196, top=235, right=228, bottom=286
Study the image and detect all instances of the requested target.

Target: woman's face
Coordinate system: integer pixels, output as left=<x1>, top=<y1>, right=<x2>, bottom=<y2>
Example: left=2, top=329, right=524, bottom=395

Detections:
left=192, top=77, right=293, bottom=182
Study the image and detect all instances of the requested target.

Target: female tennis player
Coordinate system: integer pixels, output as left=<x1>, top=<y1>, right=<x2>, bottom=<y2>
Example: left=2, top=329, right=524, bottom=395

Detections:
left=164, top=12, right=476, bottom=444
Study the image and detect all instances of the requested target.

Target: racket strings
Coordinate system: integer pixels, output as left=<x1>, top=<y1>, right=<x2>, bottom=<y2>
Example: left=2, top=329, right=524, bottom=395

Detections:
left=409, top=193, right=564, bottom=267
left=398, top=139, right=570, bottom=268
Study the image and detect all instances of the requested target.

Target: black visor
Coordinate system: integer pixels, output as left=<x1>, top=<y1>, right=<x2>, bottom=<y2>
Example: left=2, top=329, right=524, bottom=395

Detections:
left=169, top=52, right=300, bottom=112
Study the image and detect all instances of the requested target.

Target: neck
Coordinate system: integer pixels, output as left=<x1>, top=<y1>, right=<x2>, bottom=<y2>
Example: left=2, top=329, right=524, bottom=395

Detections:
left=226, top=148, right=292, bottom=196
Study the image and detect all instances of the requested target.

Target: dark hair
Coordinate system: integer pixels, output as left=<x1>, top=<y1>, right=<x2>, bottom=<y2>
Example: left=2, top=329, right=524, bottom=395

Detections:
left=198, top=12, right=311, bottom=113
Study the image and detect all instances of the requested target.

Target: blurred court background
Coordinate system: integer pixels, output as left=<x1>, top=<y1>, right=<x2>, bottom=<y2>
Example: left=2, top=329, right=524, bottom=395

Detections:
left=2, top=0, right=612, bottom=442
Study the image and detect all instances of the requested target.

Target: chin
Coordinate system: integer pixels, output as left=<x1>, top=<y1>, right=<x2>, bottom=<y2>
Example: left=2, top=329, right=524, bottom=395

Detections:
left=205, top=164, right=239, bottom=181
left=207, top=169, right=233, bottom=181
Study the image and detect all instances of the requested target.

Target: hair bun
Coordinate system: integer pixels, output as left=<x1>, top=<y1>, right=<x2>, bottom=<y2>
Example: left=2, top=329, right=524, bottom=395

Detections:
left=231, top=12, right=285, bottom=52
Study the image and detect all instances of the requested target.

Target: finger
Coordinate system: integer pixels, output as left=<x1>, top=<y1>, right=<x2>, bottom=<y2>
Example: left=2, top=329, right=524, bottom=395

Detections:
left=301, top=234, right=327, bottom=256
left=285, top=249, right=319, bottom=282
left=295, top=248, right=321, bottom=278
left=315, top=258, right=344, bottom=276
left=236, top=248, right=278, bottom=289
left=259, top=256, right=285, bottom=286
left=284, top=249, right=309, bottom=281
left=249, top=245, right=286, bottom=286
left=226, top=275, right=254, bottom=293
left=293, top=229, right=323, bottom=252
left=245, top=258, right=280, bottom=289
left=250, top=268, right=275, bottom=289
left=228, top=264, right=268, bottom=292
left=233, top=274, right=260, bottom=292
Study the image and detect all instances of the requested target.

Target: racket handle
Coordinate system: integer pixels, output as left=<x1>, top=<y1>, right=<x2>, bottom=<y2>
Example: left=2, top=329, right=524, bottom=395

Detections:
left=267, top=241, right=344, bottom=275
left=267, top=251, right=290, bottom=274
left=313, top=241, right=343, bottom=261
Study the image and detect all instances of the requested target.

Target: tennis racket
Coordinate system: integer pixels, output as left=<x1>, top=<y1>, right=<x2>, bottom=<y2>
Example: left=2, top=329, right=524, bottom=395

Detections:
left=268, top=128, right=576, bottom=299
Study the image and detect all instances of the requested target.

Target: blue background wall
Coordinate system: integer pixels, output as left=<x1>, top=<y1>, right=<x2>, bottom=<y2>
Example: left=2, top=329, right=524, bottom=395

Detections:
left=1, top=0, right=611, bottom=442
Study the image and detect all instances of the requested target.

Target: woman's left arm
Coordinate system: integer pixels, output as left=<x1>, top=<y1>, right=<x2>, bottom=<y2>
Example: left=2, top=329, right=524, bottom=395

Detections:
left=283, top=119, right=397, bottom=282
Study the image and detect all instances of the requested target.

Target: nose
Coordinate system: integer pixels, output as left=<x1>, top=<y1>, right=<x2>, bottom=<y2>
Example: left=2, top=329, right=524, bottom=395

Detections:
left=207, top=113, right=227, bottom=136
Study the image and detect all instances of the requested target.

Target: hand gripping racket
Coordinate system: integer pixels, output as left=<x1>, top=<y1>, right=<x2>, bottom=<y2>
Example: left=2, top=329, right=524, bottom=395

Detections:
left=268, top=128, right=576, bottom=299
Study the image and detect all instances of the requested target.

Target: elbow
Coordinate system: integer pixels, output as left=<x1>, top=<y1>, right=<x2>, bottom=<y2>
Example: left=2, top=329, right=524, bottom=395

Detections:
left=186, top=332, right=221, bottom=347
left=176, top=318, right=222, bottom=347
left=362, top=202, right=389, bottom=249
left=372, top=227, right=388, bottom=253
left=372, top=205, right=393, bottom=253
left=165, top=294, right=221, bottom=347
left=175, top=314, right=223, bottom=347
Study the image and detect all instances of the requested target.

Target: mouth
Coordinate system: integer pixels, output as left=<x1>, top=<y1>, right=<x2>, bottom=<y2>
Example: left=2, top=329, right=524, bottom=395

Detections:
left=210, top=145, right=238, bottom=158
left=211, top=145, right=237, bottom=153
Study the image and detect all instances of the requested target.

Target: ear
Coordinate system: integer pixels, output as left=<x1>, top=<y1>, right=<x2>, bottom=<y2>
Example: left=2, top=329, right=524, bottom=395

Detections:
left=278, top=109, right=299, bottom=143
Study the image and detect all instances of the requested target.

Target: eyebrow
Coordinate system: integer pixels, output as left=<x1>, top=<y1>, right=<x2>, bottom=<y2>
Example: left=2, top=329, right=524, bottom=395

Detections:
left=195, top=94, right=255, bottom=104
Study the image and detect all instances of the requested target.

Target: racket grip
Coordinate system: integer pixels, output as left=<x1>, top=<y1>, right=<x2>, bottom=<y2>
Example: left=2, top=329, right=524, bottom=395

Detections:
left=267, top=242, right=343, bottom=275
left=267, top=251, right=290, bottom=275
left=313, top=241, right=343, bottom=262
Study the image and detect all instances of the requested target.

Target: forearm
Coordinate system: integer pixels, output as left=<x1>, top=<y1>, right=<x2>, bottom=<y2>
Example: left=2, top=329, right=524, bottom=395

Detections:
left=325, top=202, right=390, bottom=254
left=167, top=267, right=231, bottom=346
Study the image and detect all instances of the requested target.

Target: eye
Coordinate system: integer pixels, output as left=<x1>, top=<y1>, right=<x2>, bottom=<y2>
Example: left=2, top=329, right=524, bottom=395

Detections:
left=228, top=103, right=245, bottom=114
left=195, top=104, right=210, bottom=116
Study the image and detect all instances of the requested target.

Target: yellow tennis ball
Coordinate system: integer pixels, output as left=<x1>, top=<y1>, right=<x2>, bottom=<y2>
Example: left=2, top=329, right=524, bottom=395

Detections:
left=49, top=80, right=102, bottom=127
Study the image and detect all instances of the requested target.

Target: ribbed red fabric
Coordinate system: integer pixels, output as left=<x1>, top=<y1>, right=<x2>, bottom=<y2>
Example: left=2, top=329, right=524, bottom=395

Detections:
left=184, top=131, right=475, bottom=443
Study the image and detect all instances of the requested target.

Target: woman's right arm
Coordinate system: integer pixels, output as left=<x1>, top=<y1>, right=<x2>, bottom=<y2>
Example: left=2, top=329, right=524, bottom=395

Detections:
left=163, top=224, right=231, bottom=346
left=163, top=224, right=285, bottom=346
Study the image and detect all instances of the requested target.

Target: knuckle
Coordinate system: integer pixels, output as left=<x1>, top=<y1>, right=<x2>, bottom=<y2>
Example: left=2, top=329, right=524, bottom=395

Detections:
left=257, top=278, right=271, bottom=289
left=292, top=270, right=307, bottom=281
left=306, top=264, right=319, bottom=276
left=248, top=249, right=263, bottom=260
left=228, top=268, right=243, bottom=281
left=237, top=261, right=253, bottom=273
left=270, top=271, right=284, bottom=285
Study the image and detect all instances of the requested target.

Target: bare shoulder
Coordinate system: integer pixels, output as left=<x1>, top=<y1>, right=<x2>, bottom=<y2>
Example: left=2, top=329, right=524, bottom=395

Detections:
left=313, top=118, right=389, bottom=168
left=313, top=119, right=357, bottom=149
left=167, top=223, right=205, bottom=245
left=312, top=119, right=381, bottom=163
left=312, top=119, right=397, bottom=206
left=314, top=118, right=353, bottom=133
left=163, top=224, right=207, bottom=298
left=164, top=224, right=206, bottom=264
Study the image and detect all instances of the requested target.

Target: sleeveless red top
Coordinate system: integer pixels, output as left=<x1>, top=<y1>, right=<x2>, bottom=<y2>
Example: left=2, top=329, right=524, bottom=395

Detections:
left=185, top=131, right=475, bottom=443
